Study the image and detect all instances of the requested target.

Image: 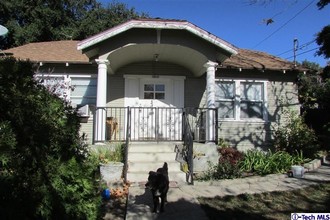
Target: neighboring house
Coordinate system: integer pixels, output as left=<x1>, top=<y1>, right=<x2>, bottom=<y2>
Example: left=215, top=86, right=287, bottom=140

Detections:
left=3, top=19, right=305, bottom=151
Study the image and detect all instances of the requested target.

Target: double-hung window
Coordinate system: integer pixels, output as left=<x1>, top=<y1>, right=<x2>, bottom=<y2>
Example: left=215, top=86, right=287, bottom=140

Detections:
left=215, top=79, right=268, bottom=121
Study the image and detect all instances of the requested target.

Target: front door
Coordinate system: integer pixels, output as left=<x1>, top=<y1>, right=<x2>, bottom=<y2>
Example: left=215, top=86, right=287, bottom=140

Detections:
left=125, top=75, right=184, bottom=141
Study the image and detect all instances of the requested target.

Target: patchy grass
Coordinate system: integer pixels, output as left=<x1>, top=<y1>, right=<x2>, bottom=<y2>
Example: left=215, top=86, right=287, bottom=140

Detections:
left=198, top=183, right=330, bottom=220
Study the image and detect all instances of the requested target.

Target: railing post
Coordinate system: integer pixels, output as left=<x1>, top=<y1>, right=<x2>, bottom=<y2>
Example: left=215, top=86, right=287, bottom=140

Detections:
left=215, top=108, right=218, bottom=144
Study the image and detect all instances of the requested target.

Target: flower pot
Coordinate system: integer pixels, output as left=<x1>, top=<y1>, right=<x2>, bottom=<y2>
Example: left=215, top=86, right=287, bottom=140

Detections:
left=193, top=156, right=208, bottom=172
left=291, top=165, right=304, bottom=178
left=100, top=162, right=124, bottom=182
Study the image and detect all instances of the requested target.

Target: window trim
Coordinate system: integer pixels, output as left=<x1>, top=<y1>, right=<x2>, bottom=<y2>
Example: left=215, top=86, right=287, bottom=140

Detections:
left=215, top=78, right=268, bottom=122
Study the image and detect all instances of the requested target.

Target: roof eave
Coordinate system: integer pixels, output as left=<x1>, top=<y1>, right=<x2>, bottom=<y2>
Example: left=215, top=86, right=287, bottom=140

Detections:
left=77, top=19, right=238, bottom=55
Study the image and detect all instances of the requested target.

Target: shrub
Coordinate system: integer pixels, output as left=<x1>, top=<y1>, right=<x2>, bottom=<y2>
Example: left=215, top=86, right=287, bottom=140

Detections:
left=0, top=58, right=101, bottom=219
left=91, top=143, right=125, bottom=164
left=273, top=109, right=319, bottom=159
left=197, top=147, right=244, bottom=181
left=240, top=150, right=305, bottom=176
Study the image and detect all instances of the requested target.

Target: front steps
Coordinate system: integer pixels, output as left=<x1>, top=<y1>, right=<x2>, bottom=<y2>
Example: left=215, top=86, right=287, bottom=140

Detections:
left=126, top=142, right=187, bottom=184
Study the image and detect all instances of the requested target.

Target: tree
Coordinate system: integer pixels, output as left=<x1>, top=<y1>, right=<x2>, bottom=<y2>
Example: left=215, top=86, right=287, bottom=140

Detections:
left=0, top=0, right=148, bottom=49
left=316, top=25, right=330, bottom=59
left=0, top=58, right=100, bottom=219
left=297, top=61, right=322, bottom=109
left=317, top=0, right=330, bottom=9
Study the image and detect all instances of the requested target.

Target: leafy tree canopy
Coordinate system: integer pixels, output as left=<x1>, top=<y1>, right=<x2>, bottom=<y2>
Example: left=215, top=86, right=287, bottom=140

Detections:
left=0, top=0, right=148, bottom=49
left=316, top=25, right=330, bottom=59
left=317, top=0, right=330, bottom=9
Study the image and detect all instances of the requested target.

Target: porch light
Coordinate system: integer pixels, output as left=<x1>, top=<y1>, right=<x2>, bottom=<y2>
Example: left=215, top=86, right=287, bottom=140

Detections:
left=66, top=62, right=69, bottom=67
left=39, top=62, right=43, bottom=66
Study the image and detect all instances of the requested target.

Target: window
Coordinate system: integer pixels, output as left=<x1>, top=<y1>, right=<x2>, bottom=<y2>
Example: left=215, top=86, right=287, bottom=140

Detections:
left=215, top=79, right=267, bottom=121
left=71, top=77, right=97, bottom=105
left=143, top=84, right=165, bottom=100
left=215, top=81, right=235, bottom=119
left=37, top=75, right=70, bottom=101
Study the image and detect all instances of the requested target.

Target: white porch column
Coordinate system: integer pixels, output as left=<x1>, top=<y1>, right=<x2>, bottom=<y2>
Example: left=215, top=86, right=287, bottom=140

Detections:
left=95, top=59, right=109, bottom=143
left=204, top=61, right=217, bottom=143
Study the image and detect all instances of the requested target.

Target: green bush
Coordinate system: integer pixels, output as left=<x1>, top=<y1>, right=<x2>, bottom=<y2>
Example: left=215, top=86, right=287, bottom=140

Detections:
left=0, top=58, right=101, bottom=219
left=91, top=143, right=125, bottom=164
left=239, top=150, right=305, bottom=176
left=197, top=148, right=306, bottom=180
left=274, top=109, right=319, bottom=159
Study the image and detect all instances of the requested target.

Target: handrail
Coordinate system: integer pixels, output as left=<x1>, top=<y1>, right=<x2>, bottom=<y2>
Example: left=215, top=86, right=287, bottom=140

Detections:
left=123, top=107, right=130, bottom=183
left=182, top=110, right=194, bottom=185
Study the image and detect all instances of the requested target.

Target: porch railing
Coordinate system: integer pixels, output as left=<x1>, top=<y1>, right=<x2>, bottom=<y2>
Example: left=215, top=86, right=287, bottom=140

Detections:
left=93, top=107, right=218, bottom=143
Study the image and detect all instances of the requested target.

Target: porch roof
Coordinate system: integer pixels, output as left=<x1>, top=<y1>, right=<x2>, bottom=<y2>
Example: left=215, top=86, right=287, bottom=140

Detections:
left=77, top=19, right=238, bottom=56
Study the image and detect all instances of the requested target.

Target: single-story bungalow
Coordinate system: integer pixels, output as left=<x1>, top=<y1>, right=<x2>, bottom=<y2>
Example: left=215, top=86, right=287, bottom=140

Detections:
left=3, top=18, right=305, bottom=151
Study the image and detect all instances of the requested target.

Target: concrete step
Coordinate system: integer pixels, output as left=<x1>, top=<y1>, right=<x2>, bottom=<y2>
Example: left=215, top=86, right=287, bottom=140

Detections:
left=128, top=145, right=175, bottom=153
left=128, top=142, right=179, bottom=153
left=127, top=171, right=187, bottom=183
left=128, top=161, right=181, bottom=172
left=127, top=142, right=186, bottom=183
left=128, top=152, right=177, bottom=162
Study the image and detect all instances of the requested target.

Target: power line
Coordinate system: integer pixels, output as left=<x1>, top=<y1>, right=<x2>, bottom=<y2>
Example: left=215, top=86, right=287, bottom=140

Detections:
left=276, top=39, right=316, bottom=56
left=253, top=0, right=316, bottom=49
left=285, top=47, right=319, bottom=59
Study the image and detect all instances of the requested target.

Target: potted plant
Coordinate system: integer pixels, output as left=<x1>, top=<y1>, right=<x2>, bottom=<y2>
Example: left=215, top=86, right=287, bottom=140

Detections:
left=92, top=144, right=124, bottom=183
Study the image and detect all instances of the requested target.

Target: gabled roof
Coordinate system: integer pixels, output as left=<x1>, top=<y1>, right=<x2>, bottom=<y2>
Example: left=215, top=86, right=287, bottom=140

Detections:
left=77, top=18, right=238, bottom=56
left=2, top=40, right=303, bottom=71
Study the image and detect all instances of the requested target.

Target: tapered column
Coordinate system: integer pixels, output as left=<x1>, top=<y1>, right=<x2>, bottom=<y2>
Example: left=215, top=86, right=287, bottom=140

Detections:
left=204, top=61, right=217, bottom=143
left=94, top=59, right=109, bottom=143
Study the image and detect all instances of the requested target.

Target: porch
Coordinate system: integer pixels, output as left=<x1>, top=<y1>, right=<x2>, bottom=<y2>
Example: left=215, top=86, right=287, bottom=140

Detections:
left=85, top=107, right=219, bottom=184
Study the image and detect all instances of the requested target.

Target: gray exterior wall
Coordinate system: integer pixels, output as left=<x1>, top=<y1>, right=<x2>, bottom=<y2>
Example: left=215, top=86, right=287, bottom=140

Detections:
left=215, top=69, right=300, bottom=151
left=38, top=62, right=300, bottom=148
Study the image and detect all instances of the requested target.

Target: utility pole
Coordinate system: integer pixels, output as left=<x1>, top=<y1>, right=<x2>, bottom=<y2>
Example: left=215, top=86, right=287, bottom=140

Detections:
left=293, top=38, right=298, bottom=67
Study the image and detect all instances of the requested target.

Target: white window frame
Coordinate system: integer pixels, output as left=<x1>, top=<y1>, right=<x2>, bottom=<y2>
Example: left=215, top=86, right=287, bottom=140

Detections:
left=215, top=78, right=268, bottom=122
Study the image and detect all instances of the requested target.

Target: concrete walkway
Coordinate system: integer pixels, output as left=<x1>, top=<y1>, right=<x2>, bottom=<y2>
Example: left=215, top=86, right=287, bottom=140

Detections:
left=126, top=165, right=330, bottom=220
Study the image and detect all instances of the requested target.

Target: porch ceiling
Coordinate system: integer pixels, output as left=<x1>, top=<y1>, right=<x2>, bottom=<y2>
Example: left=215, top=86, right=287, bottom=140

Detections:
left=106, top=44, right=208, bottom=76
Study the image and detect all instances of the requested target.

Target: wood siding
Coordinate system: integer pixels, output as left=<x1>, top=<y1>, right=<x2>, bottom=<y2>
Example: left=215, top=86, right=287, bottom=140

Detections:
left=215, top=69, right=300, bottom=151
left=49, top=63, right=300, bottom=148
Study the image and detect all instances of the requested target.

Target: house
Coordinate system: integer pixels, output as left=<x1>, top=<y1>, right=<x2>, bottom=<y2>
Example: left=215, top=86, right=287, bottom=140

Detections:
left=3, top=18, right=304, bottom=152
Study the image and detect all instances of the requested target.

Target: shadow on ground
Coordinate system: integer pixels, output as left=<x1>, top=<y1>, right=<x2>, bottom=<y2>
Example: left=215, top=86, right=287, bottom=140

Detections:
left=127, top=187, right=208, bottom=220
